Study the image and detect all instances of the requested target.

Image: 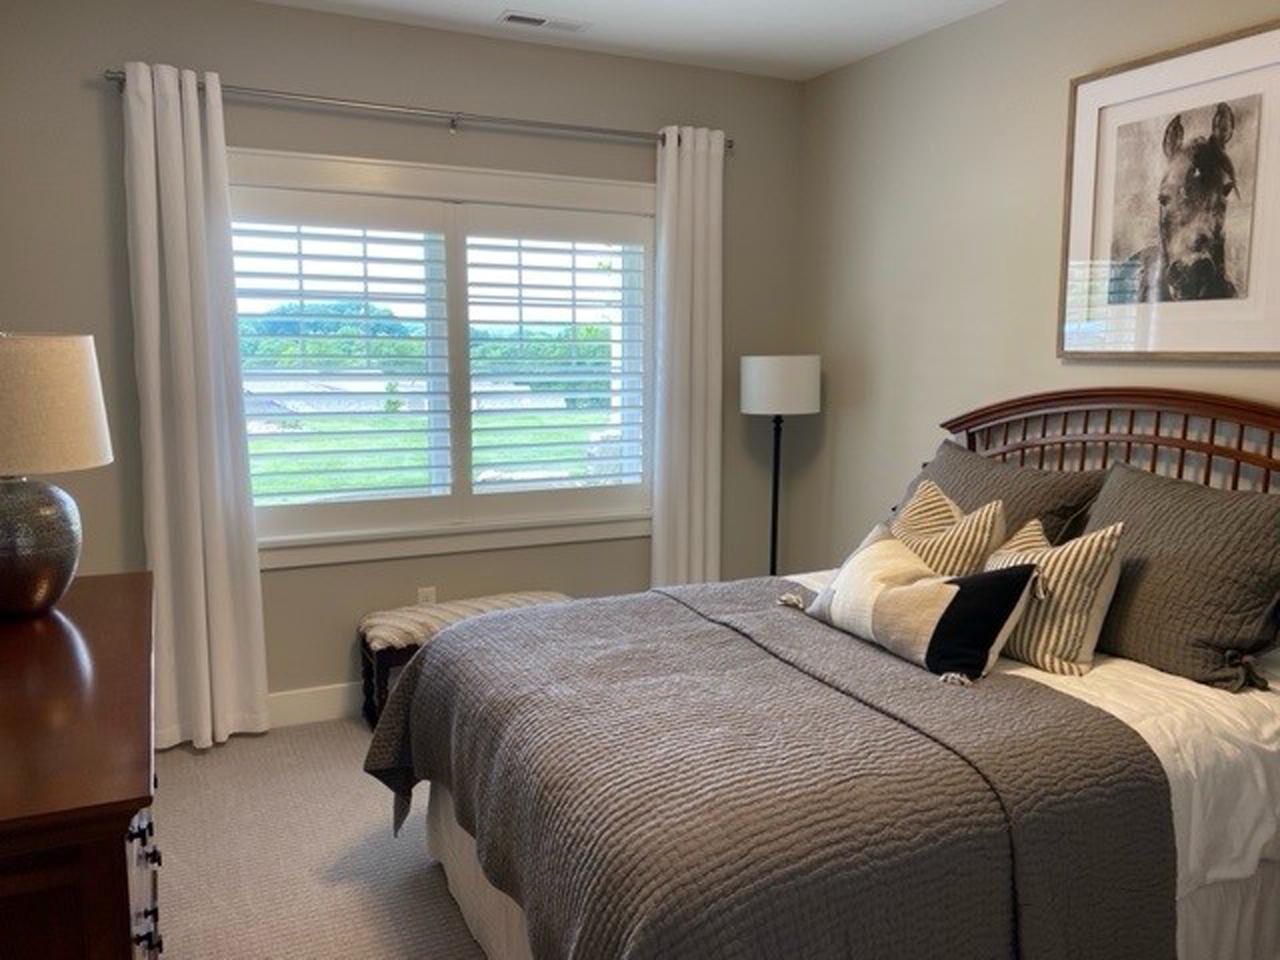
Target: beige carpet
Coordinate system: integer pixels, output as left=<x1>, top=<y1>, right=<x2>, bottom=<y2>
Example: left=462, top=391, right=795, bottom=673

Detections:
left=153, top=718, right=486, bottom=959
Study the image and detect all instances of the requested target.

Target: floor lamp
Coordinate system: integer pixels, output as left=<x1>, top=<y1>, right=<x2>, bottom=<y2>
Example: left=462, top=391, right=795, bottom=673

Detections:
left=740, top=355, right=821, bottom=576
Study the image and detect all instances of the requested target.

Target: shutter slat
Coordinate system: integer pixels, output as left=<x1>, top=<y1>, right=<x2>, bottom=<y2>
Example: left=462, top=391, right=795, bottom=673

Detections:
left=251, top=462, right=450, bottom=479
left=471, top=421, right=632, bottom=433
left=249, top=428, right=449, bottom=441
left=236, top=290, right=445, bottom=304
left=241, top=334, right=443, bottom=344
left=472, top=373, right=642, bottom=384
left=473, top=407, right=645, bottom=419
left=474, top=476, right=643, bottom=495
left=473, top=454, right=642, bottom=470
left=254, top=482, right=449, bottom=502
left=233, top=252, right=435, bottom=267
left=251, top=447, right=450, bottom=461
left=248, top=410, right=449, bottom=420
left=473, top=439, right=633, bottom=452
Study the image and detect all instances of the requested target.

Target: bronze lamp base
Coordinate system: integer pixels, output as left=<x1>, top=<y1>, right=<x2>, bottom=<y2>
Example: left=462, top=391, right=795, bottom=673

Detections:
left=0, top=477, right=82, bottom=618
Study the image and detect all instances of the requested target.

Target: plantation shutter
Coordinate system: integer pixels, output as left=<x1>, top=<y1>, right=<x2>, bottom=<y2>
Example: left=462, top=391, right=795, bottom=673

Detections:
left=466, top=232, right=646, bottom=494
left=232, top=220, right=451, bottom=505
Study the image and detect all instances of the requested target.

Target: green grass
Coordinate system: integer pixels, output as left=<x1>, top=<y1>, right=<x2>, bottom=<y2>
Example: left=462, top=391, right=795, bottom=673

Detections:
left=248, top=410, right=637, bottom=502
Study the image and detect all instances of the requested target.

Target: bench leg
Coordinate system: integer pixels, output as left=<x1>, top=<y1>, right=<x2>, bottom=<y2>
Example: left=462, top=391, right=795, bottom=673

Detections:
left=373, top=654, right=391, bottom=723
left=361, top=646, right=378, bottom=729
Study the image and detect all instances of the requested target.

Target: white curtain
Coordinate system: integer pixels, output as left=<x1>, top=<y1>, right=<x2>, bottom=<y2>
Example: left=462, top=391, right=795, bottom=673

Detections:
left=651, top=126, right=725, bottom=586
left=123, top=62, right=269, bottom=749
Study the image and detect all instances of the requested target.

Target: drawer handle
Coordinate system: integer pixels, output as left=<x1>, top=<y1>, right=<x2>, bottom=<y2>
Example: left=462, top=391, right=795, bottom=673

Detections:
left=127, top=817, right=155, bottom=844
left=133, top=930, right=164, bottom=953
left=145, top=847, right=162, bottom=867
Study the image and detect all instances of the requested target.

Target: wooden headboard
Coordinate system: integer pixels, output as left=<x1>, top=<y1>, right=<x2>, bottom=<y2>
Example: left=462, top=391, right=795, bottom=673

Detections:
left=941, top=388, right=1280, bottom=493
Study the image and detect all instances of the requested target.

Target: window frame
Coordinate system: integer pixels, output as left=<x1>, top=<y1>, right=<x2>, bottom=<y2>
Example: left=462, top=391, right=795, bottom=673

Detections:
left=227, top=148, right=656, bottom=569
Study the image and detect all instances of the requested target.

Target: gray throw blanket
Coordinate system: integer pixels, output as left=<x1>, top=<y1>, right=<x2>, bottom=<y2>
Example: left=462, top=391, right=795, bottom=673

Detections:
left=366, top=578, right=1175, bottom=960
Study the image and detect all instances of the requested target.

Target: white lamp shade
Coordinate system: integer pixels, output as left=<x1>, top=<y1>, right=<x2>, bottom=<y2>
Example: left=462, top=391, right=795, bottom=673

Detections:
left=0, top=334, right=113, bottom=476
left=740, top=355, right=821, bottom=416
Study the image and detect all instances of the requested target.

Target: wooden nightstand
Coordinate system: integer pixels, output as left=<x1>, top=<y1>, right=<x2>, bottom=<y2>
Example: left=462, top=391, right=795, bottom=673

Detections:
left=0, top=572, right=160, bottom=958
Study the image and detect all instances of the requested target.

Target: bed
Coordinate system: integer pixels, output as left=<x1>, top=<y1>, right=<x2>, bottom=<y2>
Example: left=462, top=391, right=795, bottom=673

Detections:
left=367, top=387, right=1280, bottom=960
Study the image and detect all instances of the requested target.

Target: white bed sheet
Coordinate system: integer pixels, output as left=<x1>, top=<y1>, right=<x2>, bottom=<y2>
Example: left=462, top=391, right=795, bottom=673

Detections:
left=999, top=651, right=1280, bottom=897
left=787, top=568, right=1280, bottom=900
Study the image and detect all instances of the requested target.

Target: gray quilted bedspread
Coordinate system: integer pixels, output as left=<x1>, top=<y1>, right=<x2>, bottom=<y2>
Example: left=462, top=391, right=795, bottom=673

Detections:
left=365, top=578, right=1174, bottom=960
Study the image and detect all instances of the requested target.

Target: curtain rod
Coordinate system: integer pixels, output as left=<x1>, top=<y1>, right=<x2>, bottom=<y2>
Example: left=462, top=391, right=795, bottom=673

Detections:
left=101, top=69, right=733, bottom=150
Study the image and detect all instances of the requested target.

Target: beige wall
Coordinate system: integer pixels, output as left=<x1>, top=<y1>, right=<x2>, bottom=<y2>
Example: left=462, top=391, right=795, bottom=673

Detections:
left=15, top=0, right=1265, bottom=695
left=1, top=0, right=802, bottom=693
left=790, top=0, right=1280, bottom=572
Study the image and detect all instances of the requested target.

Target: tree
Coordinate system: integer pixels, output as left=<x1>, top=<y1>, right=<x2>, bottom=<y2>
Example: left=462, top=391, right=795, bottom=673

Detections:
left=238, top=301, right=427, bottom=373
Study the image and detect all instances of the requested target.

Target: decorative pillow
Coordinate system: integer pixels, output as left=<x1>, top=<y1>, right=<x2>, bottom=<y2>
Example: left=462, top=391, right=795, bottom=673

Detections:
left=897, top=440, right=1106, bottom=543
left=1084, top=463, right=1280, bottom=690
left=804, top=525, right=1037, bottom=683
left=985, top=520, right=1124, bottom=675
left=889, top=479, right=1007, bottom=576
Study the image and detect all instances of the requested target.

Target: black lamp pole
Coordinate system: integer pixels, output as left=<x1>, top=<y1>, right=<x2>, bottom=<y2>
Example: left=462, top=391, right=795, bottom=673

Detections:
left=742, top=353, right=820, bottom=577
left=769, top=414, right=783, bottom=576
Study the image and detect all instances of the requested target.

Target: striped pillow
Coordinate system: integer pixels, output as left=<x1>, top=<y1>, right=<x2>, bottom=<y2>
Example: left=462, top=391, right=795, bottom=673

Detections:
left=889, top=479, right=1006, bottom=576
left=985, top=520, right=1124, bottom=675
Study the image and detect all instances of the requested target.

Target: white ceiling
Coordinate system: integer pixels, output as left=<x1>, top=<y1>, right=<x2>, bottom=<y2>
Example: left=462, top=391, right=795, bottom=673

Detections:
left=255, top=0, right=1008, bottom=81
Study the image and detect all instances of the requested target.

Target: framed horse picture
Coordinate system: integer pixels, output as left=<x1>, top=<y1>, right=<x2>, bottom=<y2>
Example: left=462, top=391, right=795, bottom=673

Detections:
left=1059, top=19, right=1280, bottom=359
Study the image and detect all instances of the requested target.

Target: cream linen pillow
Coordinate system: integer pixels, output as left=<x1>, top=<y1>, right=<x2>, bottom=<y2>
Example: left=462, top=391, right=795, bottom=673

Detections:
left=805, top=525, right=1037, bottom=683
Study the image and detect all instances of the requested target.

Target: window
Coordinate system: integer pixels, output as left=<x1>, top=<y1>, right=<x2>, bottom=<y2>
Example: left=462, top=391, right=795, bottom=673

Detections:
left=234, top=223, right=451, bottom=505
left=466, top=234, right=645, bottom=495
left=228, top=151, right=654, bottom=556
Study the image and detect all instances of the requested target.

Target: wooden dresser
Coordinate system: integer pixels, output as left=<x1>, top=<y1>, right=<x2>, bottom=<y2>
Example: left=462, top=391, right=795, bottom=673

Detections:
left=0, top=572, right=161, bottom=958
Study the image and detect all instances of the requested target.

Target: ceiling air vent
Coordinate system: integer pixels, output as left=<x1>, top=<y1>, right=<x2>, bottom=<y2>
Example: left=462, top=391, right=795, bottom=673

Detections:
left=499, top=11, right=588, bottom=32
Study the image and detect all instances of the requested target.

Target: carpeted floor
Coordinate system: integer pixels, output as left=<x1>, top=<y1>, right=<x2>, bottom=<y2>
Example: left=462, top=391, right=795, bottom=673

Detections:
left=153, top=718, right=486, bottom=959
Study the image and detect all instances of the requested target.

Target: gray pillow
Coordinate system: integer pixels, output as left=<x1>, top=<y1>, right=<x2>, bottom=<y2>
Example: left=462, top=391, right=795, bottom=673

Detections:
left=1084, top=463, right=1280, bottom=690
left=897, top=441, right=1105, bottom=544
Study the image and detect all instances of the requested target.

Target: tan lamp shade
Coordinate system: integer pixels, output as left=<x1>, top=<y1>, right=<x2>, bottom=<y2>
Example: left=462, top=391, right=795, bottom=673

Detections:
left=0, top=334, right=113, bottom=476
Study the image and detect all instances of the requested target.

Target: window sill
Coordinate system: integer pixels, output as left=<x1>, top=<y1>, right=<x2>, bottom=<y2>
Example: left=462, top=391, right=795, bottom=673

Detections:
left=257, top=511, right=651, bottom=571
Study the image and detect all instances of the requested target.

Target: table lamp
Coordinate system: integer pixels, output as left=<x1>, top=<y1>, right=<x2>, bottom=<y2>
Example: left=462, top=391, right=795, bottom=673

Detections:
left=0, top=334, right=113, bottom=617
left=740, top=355, right=820, bottom=576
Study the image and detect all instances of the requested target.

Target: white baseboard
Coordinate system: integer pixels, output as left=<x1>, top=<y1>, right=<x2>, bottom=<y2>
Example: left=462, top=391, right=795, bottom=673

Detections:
left=267, top=681, right=363, bottom=727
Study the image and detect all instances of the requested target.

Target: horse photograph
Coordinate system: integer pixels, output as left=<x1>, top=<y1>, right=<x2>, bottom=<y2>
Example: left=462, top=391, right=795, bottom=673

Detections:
left=1108, top=94, right=1260, bottom=304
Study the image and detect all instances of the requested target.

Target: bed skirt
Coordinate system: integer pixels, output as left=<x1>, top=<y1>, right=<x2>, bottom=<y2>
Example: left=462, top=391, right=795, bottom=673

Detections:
left=428, top=784, right=533, bottom=960
left=427, top=783, right=1280, bottom=960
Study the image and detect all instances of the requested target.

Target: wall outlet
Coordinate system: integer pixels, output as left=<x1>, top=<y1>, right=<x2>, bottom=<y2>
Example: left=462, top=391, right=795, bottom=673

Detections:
left=417, top=586, right=438, bottom=605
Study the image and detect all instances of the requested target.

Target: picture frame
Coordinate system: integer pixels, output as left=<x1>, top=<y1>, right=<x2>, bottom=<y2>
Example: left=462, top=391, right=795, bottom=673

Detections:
left=1059, top=19, right=1280, bottom=360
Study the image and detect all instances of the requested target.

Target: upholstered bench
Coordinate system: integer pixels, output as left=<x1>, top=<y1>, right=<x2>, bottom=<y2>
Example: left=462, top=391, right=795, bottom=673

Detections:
left=358, top=591, right=570, bottom=727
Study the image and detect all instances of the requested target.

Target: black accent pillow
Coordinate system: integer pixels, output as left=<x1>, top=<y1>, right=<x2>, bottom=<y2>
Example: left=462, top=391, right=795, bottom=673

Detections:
left=1084, top=463, right=1280, bottom=690
left=896, top=441, right=1105, bottom=543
